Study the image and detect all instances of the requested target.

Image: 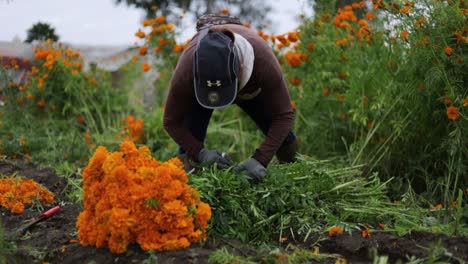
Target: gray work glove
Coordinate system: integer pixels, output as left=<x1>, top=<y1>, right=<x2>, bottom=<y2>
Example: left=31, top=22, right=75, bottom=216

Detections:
left=198, top=148, right=233, bottom=169
left=234, top=158, right=267, bottom=184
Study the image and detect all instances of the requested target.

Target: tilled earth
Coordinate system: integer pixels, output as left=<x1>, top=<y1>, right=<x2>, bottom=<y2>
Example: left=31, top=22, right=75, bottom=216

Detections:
left=1, top=159, right=467, bottom=264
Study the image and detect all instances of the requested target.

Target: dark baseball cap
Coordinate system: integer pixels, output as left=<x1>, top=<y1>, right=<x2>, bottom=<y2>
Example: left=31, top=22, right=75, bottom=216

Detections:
left=193, top=28, right=240, bottom=109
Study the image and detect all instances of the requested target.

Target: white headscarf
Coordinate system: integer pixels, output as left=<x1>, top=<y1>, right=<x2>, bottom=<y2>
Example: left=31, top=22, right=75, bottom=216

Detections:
left=233, top=33, right=254, bottom=91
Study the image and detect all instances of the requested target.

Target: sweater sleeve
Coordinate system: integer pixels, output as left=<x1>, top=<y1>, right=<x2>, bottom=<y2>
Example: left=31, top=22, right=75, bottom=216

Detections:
left=251, top=50, right=294, bottom=167
left=163, top=44, right=204, bottom=160
left=249, top=36, right=294, bottom=166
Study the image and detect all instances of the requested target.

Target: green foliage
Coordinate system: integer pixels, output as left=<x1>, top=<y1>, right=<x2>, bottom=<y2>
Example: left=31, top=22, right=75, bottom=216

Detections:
left=282, top=0, right=467, bottom=204
left=0, top=42, right=136, bottom=169
left=0, top=221, right=16, bottom=264
left=25, top=22, right=59, bottom=43
left=189, top=156, right=455, bottom=245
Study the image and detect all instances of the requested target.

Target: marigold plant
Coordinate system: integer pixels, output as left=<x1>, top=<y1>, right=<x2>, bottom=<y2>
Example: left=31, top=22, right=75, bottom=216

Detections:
left=0, top=176, right=55, bottom=213
left=76, top=139, right=211, bottom=254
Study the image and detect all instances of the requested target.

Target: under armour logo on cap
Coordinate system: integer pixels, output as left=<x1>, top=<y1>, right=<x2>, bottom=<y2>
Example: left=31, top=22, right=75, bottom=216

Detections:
left=207, top=80, right=222, bottom=87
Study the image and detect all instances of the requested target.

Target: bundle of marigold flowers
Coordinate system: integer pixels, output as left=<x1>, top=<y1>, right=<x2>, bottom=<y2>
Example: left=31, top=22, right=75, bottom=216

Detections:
left=76, top=139, right=211, bottom=254
left=0, top=176, right=55, bottom=213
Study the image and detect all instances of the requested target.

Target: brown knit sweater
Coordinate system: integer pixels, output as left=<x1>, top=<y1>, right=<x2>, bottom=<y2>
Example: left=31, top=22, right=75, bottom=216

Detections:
left=163, top=24, right=294, bottom=167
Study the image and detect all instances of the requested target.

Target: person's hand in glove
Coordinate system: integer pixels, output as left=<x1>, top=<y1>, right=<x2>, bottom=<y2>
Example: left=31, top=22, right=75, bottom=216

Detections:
left=234, top=158, right=267, bottom=184
left=198, top=148, right=233, bottom=169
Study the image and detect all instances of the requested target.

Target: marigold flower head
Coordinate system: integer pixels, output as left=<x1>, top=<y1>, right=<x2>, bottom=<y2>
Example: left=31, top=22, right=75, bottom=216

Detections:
left=443, top=97, right=451, bottom=105
left=288, top=75, right=301, bottom=86
left=284, top=51, right=307, bottom=67
left=135, top=30, right=146, bottom=39
left=37, top=99, right=45, bottom=108
left=329, top=226, right=343, bottom=236
left=444, top=46, right=453, bottom=56
left=142, top=62, right=151, bottom=72
left=323, top=88, right=330, bottom=96
left=400, top=31, right=409, bottom=40
left=463, top=96, right=468, bottom=107
left=290, top=101, right=296, bottom=111
left=287, top=31, right=299, bottom=42
left=365, top=12, right=375, bottom=20
left=154, top=16, right=166, bottom=24
left=361, top=226, right=370, bottom=238
left=139, top=46, right=148, bottom=56
left=447, top=106, right=459, bottom=121
left=219, top=8, right=229, bottom=15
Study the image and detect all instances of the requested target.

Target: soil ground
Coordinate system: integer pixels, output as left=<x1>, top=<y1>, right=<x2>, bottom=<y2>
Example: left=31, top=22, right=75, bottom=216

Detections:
left=1, top=159, right=467, bottom=264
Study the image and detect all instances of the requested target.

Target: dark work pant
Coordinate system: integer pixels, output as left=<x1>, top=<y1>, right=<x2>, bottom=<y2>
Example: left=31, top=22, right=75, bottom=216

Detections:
left=178, top=95, right=296, bottom=154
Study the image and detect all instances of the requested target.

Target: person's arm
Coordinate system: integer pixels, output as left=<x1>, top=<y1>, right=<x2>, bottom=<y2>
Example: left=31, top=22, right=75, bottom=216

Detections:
left=163, top=46, right=204, bottom=161
left=251, top=55, right=294, bottom=167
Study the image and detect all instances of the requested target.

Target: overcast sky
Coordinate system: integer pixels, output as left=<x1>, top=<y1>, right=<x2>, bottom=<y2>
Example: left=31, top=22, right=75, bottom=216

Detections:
left=0, top=0, right=313, bottom=46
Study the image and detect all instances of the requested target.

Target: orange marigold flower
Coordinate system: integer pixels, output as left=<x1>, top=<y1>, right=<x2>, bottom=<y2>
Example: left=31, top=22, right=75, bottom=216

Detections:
left=336, top=38, right=348, bottom=46
left=284, top=51, right=307, bottom=67
left=463, top=96, right=468, bottom=107
left=287, top=31, right=299, bottom=42
left=143, top=19, right=154, bottom=27
left=139, top=46, right=148, bottom=56
left=37, top=99, right=45, bottom=108
left=219, top=8, right=229, bottom=15
left=172, top=44, right=185, bottom=53
left=378, top=223, right=385, bottom=230
left=154, top=16, right=166, bottom=24
left=358, top=19, right=368, bottom=28
left=400, top=6, right=410, bottom=14
left=323, top=88, right=330, bottom=96
left=290, top=101, right=296, bottom=110
left=446, top=106, right=459, bottom=121
left=329, top=226, right=343, bottom=236
left=400, top=31, right=409, bottom=40
left=454, top=31, right=463, bottom=44
left=444, top=46, right=453, bottom=56
left=142, top=62, right=151, bottom=72
left=307, top=42, right=315, bottom=51
left=135, top=30, right=146, bottom=39
left=361, top=226, right=370, bottom=238
left=443, top=97, right=451, bottom=105
left=158, top=38, right=168, bottom=46
left=365, top=12, right=375, bottom=20
left=77, top=115, right=86, bottom=124
left=12, top=202, right=25, bottom=214
left=336, top=94, right=345, bottom=101
left=288, top=75, right=301, bottom=86
left=276, top=35, right=288, bottom=45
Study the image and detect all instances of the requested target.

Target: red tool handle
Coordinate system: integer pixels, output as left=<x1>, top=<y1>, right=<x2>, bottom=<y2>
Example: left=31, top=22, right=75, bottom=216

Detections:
left=39, top=205, right=61, bottom=219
